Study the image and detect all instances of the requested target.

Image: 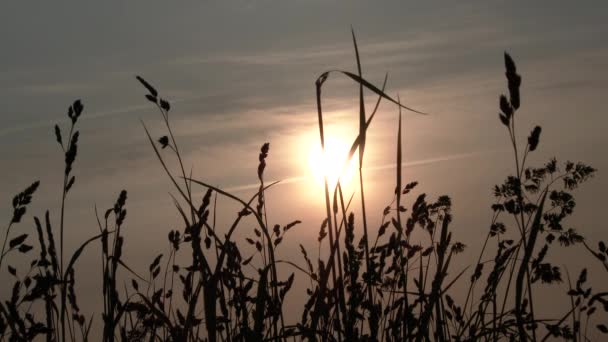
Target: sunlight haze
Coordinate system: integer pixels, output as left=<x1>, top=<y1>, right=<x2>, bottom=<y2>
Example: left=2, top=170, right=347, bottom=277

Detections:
left=0, top=1, right=607, bottom=340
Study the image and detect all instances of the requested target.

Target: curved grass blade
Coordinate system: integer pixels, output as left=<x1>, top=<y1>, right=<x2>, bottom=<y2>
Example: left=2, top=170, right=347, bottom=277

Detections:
left=319, top=69, right=428, bottom=115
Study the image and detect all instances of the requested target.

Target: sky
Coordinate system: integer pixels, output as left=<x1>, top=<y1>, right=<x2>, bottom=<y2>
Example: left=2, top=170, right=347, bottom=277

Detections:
left=1, top=0, right=608, bottom=335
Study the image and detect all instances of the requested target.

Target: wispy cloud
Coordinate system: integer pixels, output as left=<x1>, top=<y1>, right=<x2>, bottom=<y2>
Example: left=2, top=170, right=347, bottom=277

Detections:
left=19, top=82, right=96, bottom=95
left=225, top=151, right=485, bottom=193
left=170, top=27, right=503, bottom=68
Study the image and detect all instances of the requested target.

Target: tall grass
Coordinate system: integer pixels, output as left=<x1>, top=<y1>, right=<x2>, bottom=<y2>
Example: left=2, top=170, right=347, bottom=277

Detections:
left=0, top=33, right=606, bottom=341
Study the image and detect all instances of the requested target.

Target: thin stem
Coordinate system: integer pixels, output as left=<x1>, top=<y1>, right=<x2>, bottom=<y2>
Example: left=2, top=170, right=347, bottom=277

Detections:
left=0, top=222, right=14, bottom=270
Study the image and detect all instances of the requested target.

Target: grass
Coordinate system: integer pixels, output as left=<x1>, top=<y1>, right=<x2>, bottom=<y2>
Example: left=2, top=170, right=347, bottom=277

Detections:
left=0, top=32, right=606, bottom=341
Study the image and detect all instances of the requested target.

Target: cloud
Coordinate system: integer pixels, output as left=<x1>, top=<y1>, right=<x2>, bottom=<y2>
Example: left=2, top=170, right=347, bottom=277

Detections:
left=19, top=82, right=96, bottom=95
left=170, top=26, right=503, bottom=68
left=224, top=151, right=485, bottom=193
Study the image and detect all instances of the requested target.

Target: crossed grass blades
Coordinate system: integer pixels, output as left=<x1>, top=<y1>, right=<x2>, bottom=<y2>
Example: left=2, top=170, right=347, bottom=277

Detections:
left=0, top=33, right=605, bottom=341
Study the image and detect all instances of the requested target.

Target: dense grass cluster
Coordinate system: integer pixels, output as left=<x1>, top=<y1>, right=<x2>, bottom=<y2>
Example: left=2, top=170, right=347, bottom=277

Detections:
left=1, top=33, right=607, bottom=341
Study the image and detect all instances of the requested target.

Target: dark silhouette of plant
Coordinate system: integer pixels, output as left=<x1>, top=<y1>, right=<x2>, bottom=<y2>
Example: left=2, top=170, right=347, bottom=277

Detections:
left=0, top=34, right=603, bottom=342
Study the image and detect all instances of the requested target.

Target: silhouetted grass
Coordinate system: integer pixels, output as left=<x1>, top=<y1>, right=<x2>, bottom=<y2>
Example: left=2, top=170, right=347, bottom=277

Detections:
left=0, top=33, right=605, bottom=342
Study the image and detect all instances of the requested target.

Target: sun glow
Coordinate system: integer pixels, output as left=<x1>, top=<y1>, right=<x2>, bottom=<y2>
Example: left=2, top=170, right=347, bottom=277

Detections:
left=308, top=136, right=358, bottom=189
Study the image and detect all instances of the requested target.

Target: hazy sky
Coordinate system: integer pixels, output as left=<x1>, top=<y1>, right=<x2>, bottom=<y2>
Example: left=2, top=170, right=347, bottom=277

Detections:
left=1, top=0, right=607, bottom=333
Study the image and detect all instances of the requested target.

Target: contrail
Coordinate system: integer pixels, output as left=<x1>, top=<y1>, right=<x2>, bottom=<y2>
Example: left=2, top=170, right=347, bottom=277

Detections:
left=0, top=105, right=148, bottom=138
left=224, top=151, right=486, bottom=193
left=0, top=96, right=197, bottom=138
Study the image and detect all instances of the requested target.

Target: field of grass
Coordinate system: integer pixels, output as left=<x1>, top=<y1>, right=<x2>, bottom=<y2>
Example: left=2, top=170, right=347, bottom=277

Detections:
left=1, top=33, right=606, bottom=341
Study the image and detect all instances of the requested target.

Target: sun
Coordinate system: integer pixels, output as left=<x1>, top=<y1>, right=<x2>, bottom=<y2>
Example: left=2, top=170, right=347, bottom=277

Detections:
left=308, top=136, right=357, bottom=189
